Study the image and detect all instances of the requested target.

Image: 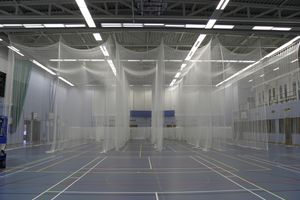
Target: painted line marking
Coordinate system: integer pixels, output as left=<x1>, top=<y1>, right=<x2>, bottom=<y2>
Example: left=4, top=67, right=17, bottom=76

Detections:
left=47, top=188, right=263, bottom=195
left=155, top=192, right=159, bottom=200
left=148, top=157, right=153, bottom=169
left=37, top=152, right=86, bottom=172
left=167, top=145, right=177, bottom=152
left=190, top=156, right=266, bottom=200
left=49, top=157, right=107, bottom=200
left=177, top=143, right=238, bottom=171
left=190, top=155, right=286, bottom=200
left=139, top=144, right=143, bottom=158
left=211, top=150, right=271, bottom=170
left=244, top=155, right=300, bottom=175
left=32, top=156, right=102, bottom=200
left=0, top=156, right=62, bottom=177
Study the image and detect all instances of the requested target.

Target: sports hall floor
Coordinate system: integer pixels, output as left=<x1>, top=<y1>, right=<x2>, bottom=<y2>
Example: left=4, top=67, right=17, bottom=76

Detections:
left=1, top=140, right=300, bottom=200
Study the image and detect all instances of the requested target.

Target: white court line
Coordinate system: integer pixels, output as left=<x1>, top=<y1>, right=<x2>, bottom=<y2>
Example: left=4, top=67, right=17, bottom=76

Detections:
left=48, top=188, right=262, bottom=195
left=0, top=154, right=57, bottom=175
left=6, top=143, right=50, bottom=151
left=148, top=157, right=153, bottom=169
left=32, top=156, right=102, bottom=200
left=190, top=156, right=266, bottom=200
left=37, top=151, right=87, bottom=172
left=0, top=156, right=62, bottom=177
left=211, top=150, right=271, bottom=170
left=139, top=144, right=142, bottom=158
left=191, top=156, right=286, bottom=200
left=155, top=192, right=159, bottom=200
left=50, top=157, right=107, bottom=200
left=244, top=155, right=300, bottom=175
left=167, top=145, right=177, bottom=152
left=122, top=144, right=129, bottom=152
left=177, top=142, right=270, bottom=170
left=177, top=143, right=238, bottom=171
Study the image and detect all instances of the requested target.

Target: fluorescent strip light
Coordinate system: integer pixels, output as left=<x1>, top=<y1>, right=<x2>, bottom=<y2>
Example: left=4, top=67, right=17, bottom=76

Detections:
left=260, top=74, right=264, bottom=77
left=15, top=51, right=24, bottom=56
left=101, top=23, right=122, bottom=27
left=23, top=24, right=44, bottom=28
left=144, top=23, right=164, bottom=27
left=7, top=46, right=20, bottom=52
left=205, top=19, right=217, bottom=29
left=0, top=25, right=3, bottom=28
left=216, top=36, right=300, bottom=87
left=213, top=25, right=234, bottom=29
left=44, top=24, right=65, bottom=28
left=216, top=0, right=226, bottom=10
left=273, top=67, right=279, bottom=71
left=63, top=59, right=77, bottom=61
left=93, top=33, right=102, bottom=41
left=248, top=79, right=253, bottom=82
left=252, top=26, right=273, bottom=30
left=90, top=59, right=105, bottom=62
left=7, top=46, right=24, bottom=57
left=167, top=60, right=182, bottom=62
left=142, top=60, right=156, bottom=62
left=58, top=76, right=74, bottom=86
left=3, top=24, right=22, bottom=27
left=175, top=72, right=181, bottom=78
left=272, top=27, right=291, bottom=31
left=49, top=59, right=64, bottom=62
left=75, top=0, right=96, bottom=28
left=107, top=59, right=117, bottom=76
left=221, top=0, right=230, bottom=10
left=100, top=45, right=109, bottom=57
left=185, top=34, right=206, bottom=60
left=165, top=24, right=185, bottom=28
left=123, top=23, right=143, bottom=27
left=32, top=60, right=56, bottom=75
left=0, top=38, right=2, bottom=41
left=65, top=24, right=86, bottom=28
left=127, top=60, right=141, bottom=62
left=180, top=63, right=187, bottom=70
left=265, top=36, right=300, bottom=58
left=291, top=59, right=298, bottom=63
left=185, top=24, right=206, bottom=29
left=170, top=79, right=176, bottom=87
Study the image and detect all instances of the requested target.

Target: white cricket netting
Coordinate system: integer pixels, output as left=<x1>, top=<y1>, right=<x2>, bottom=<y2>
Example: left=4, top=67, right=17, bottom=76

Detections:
left=7, top=35, right=300, bottom=152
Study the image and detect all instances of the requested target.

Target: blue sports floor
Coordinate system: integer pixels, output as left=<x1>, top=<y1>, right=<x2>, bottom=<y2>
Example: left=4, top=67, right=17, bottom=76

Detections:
left=1, top=140, right=300, bottom=200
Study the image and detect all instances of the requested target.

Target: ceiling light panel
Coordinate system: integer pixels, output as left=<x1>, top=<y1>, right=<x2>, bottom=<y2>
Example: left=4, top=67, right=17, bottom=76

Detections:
left=213, top=25, right=234, bottom=29
left=205, top=19, right=217, bottom=29
left=123, top=23, right=143, bottom=27
left=93, top=33, right=102, bottom=41
left=75, top=0, right=96, bottom=28
left=101, top=23, right=122, bottom=27
left=185, top=24, right=206, bottom=28
left=44, top=24, right=65, bottom=28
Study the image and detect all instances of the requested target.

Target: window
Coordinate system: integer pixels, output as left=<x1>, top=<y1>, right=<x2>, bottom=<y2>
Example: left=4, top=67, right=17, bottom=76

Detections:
left=293, top=82, right=297, bottom=97
left=267, top=120, right=275, bottom=133
left=298, top=81, right=300, bottom=100
left=273, top=88, right=276, bottom=102
left=279, top=119, right=284, bottom=133
left=284, top=84, right=287, bottom=100
left=269, top=89, right=272, bottom=103
left=279, top=85, right=283, bottom=99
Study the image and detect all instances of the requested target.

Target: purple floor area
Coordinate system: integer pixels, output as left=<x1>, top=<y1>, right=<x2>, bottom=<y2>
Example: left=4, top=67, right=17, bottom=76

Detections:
left=1, top=140, right=300, bottom=200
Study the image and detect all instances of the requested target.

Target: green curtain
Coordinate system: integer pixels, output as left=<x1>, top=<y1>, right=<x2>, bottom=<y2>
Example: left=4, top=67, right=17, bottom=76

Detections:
left=11, top=60, right=32, bottom=133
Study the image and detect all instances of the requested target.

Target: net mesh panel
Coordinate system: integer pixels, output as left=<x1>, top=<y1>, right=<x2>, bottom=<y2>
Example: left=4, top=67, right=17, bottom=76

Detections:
left=9, top=36, right=300, bottom=152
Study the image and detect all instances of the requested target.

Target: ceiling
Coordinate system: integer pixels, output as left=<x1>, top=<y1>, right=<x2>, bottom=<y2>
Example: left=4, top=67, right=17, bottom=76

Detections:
left=0, top=0, right=299, bottom=85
